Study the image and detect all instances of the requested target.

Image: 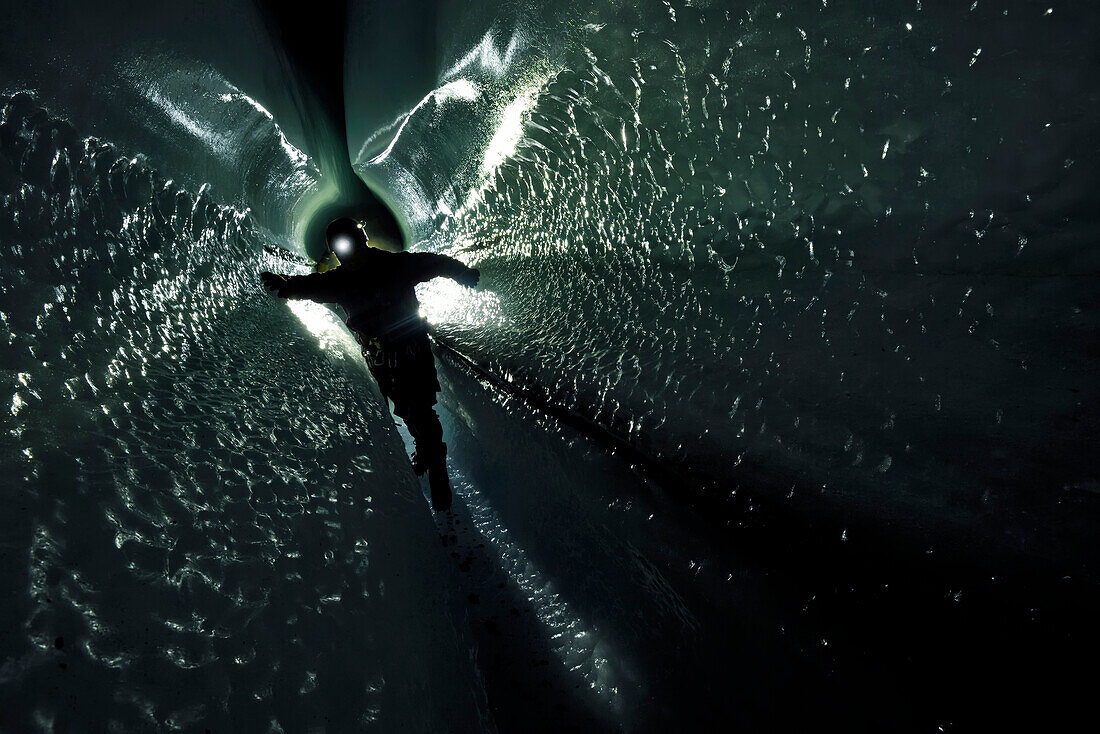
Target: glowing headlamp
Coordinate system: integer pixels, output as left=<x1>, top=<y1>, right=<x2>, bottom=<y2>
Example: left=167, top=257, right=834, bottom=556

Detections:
left=332, top=235, right=354, bottom=259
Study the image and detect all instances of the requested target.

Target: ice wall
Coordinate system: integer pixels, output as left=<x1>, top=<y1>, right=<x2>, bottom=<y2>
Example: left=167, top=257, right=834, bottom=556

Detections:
left=0, top=93, right=489, bottom=731
left=0, top=0, right=1097, bottom=728
left=369, top=0, right=1100, bottom=566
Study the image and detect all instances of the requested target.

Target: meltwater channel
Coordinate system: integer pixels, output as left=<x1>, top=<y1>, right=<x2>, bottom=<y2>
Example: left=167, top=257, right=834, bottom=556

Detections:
left=1, top=0, right=1097, bottom=731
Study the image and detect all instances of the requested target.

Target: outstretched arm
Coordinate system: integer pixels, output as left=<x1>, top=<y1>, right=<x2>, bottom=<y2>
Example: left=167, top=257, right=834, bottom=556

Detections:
left=404, top=252, right=480, bottom=287
left=259, top=270, right=343, bottom=302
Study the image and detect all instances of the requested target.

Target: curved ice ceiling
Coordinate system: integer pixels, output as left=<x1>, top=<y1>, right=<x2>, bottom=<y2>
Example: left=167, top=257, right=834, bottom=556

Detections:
left=1, top=0, right=1098, bottom=730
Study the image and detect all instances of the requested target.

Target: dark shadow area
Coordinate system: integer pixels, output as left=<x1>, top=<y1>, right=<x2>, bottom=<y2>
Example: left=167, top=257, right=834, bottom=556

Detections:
left=427, top=504, right=620, bottom=733
left=432, top=341, right=1099, bottom=732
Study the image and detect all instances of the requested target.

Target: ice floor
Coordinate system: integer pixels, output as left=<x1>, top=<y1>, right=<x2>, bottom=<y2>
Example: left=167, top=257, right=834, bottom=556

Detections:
left=399, top=346, right=1095, bottom=732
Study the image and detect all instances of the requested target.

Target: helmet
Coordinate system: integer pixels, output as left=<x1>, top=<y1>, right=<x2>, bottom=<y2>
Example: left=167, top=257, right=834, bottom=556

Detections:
left=325, top=217, right=368, bottom=260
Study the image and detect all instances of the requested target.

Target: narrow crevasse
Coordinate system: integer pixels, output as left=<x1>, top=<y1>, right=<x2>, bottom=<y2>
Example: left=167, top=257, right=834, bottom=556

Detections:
left=1, top=0, right=1098, bottom=731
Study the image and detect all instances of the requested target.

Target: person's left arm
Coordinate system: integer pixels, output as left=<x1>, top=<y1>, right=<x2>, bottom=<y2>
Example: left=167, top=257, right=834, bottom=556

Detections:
left=403, top=252, right=480, bottom=287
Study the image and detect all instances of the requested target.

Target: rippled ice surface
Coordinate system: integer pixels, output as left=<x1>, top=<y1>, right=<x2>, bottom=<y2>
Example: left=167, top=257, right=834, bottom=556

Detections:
left=0, top=94, right=487, bottom=731
left=406, top=0, right=1100, bottom=562
left=1, top=0, right=1098, bottom=730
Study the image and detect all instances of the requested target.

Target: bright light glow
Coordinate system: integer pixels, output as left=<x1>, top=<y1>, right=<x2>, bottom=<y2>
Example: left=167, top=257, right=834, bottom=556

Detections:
left=332, top=235, right=354, bottom=259
left=416, top=277, right=506, bottom=328
left=285, top=299, right=363, bottom=363
left=479, top=85, right=540, bottom=177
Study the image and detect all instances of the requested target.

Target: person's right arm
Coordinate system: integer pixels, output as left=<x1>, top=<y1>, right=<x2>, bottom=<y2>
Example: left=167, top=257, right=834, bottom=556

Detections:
left=259, top=270, right=342, bottom=303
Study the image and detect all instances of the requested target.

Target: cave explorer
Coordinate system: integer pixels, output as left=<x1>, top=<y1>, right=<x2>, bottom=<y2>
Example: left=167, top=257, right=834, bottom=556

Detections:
left=260, top=217, right=480, bottom=512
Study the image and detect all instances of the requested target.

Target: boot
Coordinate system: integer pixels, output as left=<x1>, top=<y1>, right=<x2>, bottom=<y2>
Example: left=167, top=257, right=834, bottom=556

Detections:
left=428, top=443, right=451, bottom=512
left=429, top=462, right=452, bottom=512
left=410, top=450, right=429, bottom=476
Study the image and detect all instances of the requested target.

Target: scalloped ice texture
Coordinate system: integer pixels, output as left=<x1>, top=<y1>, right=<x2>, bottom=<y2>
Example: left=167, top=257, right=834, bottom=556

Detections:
left=0, top=92, right=490, bottom=732
left=0, top=0, right=1099, bottom=730
left=386, top=0, right=1100, bottom=566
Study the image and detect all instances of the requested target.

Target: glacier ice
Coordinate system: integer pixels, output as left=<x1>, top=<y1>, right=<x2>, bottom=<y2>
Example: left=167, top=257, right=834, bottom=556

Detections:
left=1, top=0, right=1098, bottom=730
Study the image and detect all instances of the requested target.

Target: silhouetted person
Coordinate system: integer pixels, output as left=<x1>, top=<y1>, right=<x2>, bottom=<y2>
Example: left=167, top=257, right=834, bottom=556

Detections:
left=260, top=217, right=479, bottom=511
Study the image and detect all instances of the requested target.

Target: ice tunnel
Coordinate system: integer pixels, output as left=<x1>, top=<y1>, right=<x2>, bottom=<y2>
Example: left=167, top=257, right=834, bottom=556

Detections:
left=1, top=0, right=1097, bottom=731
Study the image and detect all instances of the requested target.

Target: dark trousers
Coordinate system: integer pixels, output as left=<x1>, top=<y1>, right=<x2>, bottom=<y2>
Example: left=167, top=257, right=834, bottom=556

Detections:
left=360, top=332, right=446, bottom=463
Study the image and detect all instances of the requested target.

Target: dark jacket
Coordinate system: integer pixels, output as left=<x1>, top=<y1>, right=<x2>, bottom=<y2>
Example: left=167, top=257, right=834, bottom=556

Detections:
left=278, top=248, right=476, bottom=341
